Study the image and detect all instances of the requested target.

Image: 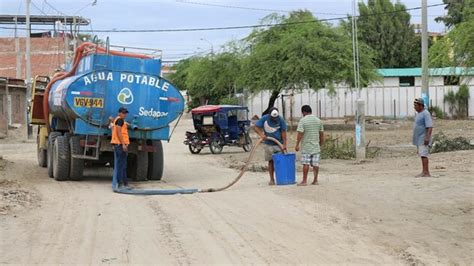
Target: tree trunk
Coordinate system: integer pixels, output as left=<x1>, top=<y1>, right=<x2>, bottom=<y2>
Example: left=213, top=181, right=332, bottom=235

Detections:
left=262, top=89, right=280, bottom=116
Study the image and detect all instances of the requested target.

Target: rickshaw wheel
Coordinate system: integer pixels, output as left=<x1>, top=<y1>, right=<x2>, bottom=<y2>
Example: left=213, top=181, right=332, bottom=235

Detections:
left=243, top=133, right=253, bottom=152
left=209, top=137, right=223, bottom=154
left=188, top=144, right=202, bottom=154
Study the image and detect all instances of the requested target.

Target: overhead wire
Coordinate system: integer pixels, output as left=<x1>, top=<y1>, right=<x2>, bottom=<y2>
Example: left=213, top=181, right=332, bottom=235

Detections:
left=1, top=3, right=446, bottom=33
left=30, top=0, right=49, bottom=15
left=175, top=0, right=346, bottom=16
left=176, top=0, right=442, bottom=17
left=29, top=0, right=61, bottom=76
left=43, top=0, right=67, bottom=16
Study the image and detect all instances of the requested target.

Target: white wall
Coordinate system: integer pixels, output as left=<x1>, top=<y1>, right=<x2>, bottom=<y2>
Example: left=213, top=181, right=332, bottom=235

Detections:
left=247, top=84, right=474, bottom=119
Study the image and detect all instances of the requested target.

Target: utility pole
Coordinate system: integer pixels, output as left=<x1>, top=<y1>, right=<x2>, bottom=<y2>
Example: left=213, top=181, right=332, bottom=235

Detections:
left=352, top=0, right=365, bottom=161
left=73, top=16, right=77, bottom=52
left=421, top=0, right=430, bottom=108
left=14, top=17, right=21, bottom=79
left=64, top=17, right=69, bottom=66
left=25, top=0, right=32, bottom=139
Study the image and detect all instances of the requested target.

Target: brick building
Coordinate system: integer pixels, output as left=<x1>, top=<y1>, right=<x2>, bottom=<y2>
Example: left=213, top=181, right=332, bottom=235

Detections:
left=0, top=37, right=65, bottom=79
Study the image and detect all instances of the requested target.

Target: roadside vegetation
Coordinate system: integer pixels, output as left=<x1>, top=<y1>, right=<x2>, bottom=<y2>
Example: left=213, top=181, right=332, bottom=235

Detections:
left=431, top=131, right=474, bottom=153
left=169, top=0, right=473, bottom=113
left=321, top=135, right=380, bottom=160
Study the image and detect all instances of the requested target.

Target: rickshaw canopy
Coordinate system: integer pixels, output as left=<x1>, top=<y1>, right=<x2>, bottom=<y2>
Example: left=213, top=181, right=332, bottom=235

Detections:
left=191, top=105, right=248, bottom=115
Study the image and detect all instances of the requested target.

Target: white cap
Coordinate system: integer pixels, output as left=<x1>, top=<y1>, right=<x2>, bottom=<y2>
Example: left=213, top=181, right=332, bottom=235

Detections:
left=270, top=109, right=279, bottom=118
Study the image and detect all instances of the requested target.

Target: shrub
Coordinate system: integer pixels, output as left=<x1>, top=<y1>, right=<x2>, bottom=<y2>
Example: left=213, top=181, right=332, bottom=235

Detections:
left=429, top=106, right=445, bottom=119
left=321, top=135, right=380, bottom=160
left=444, top=84, right=470, bottom=118
left=431, top=131, right=474, bottom=153
left=321, top=135, right=355, bottom=160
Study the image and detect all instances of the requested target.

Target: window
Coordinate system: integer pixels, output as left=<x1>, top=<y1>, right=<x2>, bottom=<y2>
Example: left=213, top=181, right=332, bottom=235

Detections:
left=399, top=76, right=415, bottom=87
left=202, top=116, right=213, bottom=126
left=444, top=76, right=460, bottom=86
left=237, top=110, right=247, bottom=121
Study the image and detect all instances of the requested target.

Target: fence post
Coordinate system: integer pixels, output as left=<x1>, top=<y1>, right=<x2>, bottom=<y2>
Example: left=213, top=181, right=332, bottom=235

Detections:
left=355, top=99, right=366, bottom=161
left=393, top=99, right=396, bottom=119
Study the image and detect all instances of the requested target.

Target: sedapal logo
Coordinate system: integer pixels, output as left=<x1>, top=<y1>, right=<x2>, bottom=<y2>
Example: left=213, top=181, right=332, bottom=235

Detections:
left=117, top=88, right=133, bottom=104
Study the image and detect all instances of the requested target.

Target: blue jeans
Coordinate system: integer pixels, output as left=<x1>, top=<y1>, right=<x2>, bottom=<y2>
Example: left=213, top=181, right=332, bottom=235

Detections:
left=113, top=145, right=128, bottom=187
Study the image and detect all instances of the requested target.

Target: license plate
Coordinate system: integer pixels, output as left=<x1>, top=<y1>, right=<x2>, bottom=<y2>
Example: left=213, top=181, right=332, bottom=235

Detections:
left=74, top=97, right=104, bottom=108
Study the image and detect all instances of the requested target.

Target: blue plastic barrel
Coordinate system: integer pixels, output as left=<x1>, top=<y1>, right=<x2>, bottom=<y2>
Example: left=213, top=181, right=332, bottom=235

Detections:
left=272, top=153, right=296, bottom=185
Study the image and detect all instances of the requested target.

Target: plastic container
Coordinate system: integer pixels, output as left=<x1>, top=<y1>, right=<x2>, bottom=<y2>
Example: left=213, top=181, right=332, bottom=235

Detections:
left=272, top=153, right=296, bottom=185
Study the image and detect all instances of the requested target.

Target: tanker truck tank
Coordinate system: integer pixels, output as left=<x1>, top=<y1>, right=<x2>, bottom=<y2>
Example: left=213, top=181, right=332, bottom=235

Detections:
left=30, top=42, right=185, bottom=182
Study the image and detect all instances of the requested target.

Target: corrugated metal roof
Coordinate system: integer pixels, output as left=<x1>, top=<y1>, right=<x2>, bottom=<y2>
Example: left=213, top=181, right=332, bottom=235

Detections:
left=377, top=67, right=474, bottom=77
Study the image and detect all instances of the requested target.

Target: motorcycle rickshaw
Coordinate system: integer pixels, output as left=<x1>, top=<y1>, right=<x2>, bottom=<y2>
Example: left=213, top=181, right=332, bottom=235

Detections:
left=184, top=105, right=253, bottom=154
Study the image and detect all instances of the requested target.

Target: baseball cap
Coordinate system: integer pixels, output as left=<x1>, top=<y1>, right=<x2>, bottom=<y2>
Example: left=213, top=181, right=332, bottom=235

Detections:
left=414, top=98, right=424, bottom=105
left=270, top=108, right=279, bottom=118
left=118, top=107, right=129, bottom=113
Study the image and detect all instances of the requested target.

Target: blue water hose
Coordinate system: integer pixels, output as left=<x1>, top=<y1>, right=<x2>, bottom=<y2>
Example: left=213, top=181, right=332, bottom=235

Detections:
left=111, top=137, right=282, bottom=195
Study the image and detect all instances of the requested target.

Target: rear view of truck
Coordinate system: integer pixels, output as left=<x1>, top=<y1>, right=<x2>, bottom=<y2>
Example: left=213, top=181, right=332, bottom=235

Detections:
left=29, top=42, right=184, bottom=182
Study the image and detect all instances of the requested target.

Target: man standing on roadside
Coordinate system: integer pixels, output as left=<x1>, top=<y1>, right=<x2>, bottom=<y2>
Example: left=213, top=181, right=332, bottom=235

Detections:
left=413, top=98, right=433, bottom=177
left=295, top=105, right=324, bottom=186
left=255, top=107, right=288, bottom=185
left=111, top=107, right=130, bottom=188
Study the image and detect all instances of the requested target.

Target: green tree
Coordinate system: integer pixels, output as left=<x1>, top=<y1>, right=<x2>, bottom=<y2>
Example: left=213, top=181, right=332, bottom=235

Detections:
left=355, top=0, right=421, bottom=68
left=240, top=10, right=377, bottom=114
left=430, top=1, right=474, bottom=67
left=435, top=0, right=471, bottom=28
left=169, top=51, right=243, bottom=108
left=429, top=36, right=455, bottom=67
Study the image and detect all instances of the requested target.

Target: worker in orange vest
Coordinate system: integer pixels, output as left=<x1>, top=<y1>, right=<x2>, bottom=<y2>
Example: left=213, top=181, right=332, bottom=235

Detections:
left=111, top=107, right=130, bottom=188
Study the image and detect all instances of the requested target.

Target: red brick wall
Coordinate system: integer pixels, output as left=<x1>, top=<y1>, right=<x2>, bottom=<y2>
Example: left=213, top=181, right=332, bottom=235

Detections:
left=0, top=37, right=66, bottom=79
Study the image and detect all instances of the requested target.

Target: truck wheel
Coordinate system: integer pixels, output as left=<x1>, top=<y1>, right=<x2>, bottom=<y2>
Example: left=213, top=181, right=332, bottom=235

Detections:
left=127, top=151, right=148, bottom=181
left=37, top=135, right=47, bottom=167
left=47, top=132, right=62, bottom=178
left=53, top=136, right=70, bottom=181
left=69, top=136, right=84, bottom=181
left=148, top=140, right=164, bottom=180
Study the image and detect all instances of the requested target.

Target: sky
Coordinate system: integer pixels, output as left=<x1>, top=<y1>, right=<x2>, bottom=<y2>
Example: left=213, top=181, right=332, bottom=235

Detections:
left=0, top=0, right=447, bottom=61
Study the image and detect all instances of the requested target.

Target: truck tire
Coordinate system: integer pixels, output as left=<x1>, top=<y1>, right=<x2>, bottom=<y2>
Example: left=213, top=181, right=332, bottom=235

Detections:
left=47, top=132, right=62, bottom=178
left=69, top=136, right=84, bottom=181
left=53, top=136, right=70, bottom=181
left=37, top=135, right=47, bottom=167
left=127, top=151, right=148, bottom=181
left=148, top=140, right=164, bottom=180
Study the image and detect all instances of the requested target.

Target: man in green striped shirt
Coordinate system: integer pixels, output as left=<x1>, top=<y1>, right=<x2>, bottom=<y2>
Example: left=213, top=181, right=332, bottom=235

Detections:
left=295, top=105, right=324, bottom=186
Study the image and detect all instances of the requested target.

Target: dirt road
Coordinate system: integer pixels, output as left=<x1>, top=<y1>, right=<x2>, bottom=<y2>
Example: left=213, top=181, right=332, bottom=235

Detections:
left=1, top=119, right=473, bottom=264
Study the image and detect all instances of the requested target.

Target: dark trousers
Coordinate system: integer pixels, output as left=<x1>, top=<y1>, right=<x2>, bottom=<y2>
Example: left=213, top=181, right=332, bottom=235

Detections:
left=113, top=145, right=128, bottom=185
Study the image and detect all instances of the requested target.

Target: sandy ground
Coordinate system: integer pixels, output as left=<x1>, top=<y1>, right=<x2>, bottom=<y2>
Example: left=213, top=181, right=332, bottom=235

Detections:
left=0, top=118, right=473, bottom=264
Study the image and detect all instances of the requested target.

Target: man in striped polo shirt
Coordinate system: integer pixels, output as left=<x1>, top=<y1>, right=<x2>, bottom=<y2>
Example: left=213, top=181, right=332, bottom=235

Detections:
left=295, top=105, right=324, bottom=186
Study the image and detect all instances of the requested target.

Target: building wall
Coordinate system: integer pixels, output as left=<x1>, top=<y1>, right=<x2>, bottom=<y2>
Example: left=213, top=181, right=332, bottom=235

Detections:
left=247, top=82, right=474, bottom=119
left=0, top=37, right=65, bottom=79
left=0, top=78, right=27, bottom=137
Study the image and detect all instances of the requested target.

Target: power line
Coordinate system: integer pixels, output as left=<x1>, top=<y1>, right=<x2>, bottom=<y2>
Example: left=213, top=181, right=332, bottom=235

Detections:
left=175, top=0, right=345, bottom=16
left=176, top=0, right=442, bottom=17
left=30, top=0, right=49, bottom=16
left=43, top=0, right=66, bottom=16
left=1, top=3, right=445, bottom=33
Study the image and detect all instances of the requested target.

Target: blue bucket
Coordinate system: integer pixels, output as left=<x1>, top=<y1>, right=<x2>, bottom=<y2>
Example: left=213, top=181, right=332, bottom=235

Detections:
left=272, top=153, right=296, bottom=185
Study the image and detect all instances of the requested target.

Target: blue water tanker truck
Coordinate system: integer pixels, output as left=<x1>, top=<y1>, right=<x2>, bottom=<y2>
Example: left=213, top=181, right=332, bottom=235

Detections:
left=29, top=42, right=184, bottom=181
